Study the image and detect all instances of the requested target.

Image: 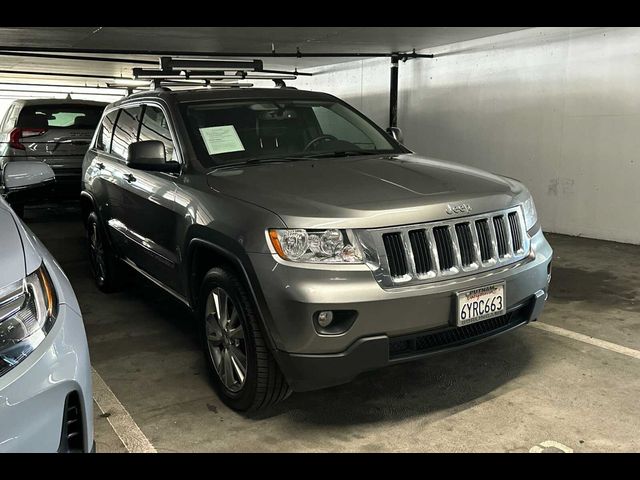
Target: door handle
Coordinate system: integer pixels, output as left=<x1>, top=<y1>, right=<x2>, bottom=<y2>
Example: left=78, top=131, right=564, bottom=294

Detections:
left=125, top=173, right=136, bottom=183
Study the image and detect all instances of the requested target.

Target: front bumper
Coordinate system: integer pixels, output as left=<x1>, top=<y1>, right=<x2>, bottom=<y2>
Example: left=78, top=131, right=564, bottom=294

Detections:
left=250, top=229, right=552, bottom=392
left=0, top=258, right=92, bottom=452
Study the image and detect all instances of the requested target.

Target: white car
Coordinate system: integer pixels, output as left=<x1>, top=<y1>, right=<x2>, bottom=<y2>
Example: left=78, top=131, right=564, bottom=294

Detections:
left=0, top=162, right=93, bottom=452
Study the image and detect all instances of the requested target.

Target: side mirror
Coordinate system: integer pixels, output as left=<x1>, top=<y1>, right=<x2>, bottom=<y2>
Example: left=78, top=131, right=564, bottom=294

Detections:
left=127, top=140, right=180, bottom=173
left=2, top=161, right=55, bottom=193
left=386, top=127, right=405, bottom=145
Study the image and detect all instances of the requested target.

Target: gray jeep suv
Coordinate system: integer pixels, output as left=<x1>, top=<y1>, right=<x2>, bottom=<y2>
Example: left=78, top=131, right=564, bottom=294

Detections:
left=81, top=87, right=552, bottom=411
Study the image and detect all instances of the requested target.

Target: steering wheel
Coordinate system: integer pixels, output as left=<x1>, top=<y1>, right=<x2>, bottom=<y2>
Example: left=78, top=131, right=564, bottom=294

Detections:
left=304, top=134, right=338, bottom=151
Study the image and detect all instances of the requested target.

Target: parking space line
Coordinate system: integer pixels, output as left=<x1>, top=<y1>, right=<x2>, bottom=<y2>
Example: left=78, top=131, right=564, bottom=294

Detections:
left=92, top=368, right=157, bottom=453
left=531, top=322, right=640, bottom=361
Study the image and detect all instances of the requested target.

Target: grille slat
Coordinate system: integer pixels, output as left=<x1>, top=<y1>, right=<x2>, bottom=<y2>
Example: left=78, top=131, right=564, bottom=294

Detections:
left=455, top=223, right=474, bottom=267
left=383, top=232, right=408, bottom=277
left=508, top=212, right=522, bottom=252
left=475, top=219, right=492, bottom=262
left=433, top=226, right=454, bottom=270
left=409, top=229, right=432, bottom=275
left=493, top=215, right=508, bottom=257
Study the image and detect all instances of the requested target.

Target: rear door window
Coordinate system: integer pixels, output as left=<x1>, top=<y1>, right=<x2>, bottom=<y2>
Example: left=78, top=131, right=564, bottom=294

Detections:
left=110, top=106, right=143, bottom=160
left=17, top=104, right=105, bottom=130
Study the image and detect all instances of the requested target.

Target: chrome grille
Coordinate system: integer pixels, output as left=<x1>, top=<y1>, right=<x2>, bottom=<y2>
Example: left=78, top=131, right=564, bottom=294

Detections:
left=368, top=206, right=530, bottom=288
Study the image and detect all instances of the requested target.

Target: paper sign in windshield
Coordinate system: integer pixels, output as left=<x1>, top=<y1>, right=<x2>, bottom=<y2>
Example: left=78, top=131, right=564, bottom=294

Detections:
left=199, top=125, right=245, bottom=155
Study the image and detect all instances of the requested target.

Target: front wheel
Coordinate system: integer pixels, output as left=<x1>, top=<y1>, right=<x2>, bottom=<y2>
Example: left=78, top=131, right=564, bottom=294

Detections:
left=199, top=268, right=291, bottom=412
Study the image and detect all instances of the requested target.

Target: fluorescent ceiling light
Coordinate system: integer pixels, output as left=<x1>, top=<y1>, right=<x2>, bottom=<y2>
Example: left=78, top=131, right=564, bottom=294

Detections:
left=111, top=78, right=148, bottom=86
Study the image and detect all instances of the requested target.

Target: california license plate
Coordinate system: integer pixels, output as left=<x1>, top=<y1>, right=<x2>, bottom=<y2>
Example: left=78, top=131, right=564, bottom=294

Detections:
left=456, top=283, right=506, bottom=326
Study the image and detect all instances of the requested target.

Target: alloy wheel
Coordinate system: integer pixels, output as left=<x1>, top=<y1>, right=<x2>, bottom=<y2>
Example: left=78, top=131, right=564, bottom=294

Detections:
left=205, top=287, right=248, bottom=393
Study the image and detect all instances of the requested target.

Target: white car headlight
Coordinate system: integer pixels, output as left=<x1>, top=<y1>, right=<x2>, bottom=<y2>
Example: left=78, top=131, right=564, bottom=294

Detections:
left=268, top=228, right=364, bottom=263
left=0, top=265, right=57, bottom=377
left=522, top=195, right=538, bottom=231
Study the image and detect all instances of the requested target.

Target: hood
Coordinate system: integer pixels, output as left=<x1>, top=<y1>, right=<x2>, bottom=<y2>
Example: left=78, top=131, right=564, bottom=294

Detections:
left=0, top=201, right=26, bottom=289
left=207, top=153, right=527, bottom=229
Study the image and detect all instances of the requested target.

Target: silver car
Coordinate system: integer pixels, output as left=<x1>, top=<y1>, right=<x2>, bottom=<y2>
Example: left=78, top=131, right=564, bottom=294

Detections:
left=0, top=99, right=106, bottom=216
left=0, top=162, right=93, bottom=452
left=81, top=87, right=552, bottom=412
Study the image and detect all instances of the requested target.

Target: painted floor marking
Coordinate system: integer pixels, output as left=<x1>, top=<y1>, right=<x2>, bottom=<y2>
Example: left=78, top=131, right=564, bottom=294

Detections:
left=530, top=440, right=574, bottom=453
left=531, top=322, right=640, bottom=361
left=92, top=367, right=157, bottom=453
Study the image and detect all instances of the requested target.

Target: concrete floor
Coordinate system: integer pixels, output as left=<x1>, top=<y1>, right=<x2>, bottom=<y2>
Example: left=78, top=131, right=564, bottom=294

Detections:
left=24, top=204, right=640, bottom=453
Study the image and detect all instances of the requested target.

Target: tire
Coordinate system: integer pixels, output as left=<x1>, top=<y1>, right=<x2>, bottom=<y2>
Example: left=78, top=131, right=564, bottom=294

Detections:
left=86, top=211, right=122, bottom=293
left=199, top=267, right=291, bottom=412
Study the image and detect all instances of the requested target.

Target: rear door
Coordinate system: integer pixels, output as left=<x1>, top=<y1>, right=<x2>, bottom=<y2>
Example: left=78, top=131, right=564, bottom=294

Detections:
left=14, top=103, right=105, bottom=185
left=83, top=108, right=121, bottom=237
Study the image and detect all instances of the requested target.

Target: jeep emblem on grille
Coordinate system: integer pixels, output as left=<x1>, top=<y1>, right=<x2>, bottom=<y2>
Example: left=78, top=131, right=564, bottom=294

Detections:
left=446, top=203, right=472, bottom=215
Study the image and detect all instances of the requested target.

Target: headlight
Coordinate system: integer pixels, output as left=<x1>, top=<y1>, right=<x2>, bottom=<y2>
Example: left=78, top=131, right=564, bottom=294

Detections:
left=522, top=195, right=538, bottom=231
left=0, top=265, right=57, bottom=377
left=268, top=229, right=364, bottom=263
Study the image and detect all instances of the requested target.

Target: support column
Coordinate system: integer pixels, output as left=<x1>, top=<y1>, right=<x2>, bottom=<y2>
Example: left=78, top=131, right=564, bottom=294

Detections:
left=389, top=53, right=400, bottom=128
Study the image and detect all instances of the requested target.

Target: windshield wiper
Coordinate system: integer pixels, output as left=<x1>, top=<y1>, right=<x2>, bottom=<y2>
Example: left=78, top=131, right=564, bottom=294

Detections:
left=213, top=155, right=309, bottom=170
left=212, top=150, right=384, bottom=171
left=297, top=150, right=381, bottom=159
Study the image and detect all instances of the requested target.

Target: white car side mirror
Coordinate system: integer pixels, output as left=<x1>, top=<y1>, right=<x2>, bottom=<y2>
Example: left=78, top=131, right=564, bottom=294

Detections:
left=2, top=161, right=55, bottom=193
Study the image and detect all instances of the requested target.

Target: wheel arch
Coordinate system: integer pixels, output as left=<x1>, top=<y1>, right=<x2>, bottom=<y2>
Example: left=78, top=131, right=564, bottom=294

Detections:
left=79, top=190, right=97, bottom=227
left=185, top=233, right=281, bottom=353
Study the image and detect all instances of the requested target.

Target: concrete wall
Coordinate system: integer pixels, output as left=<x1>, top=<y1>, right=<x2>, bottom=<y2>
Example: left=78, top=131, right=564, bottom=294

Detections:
left=295, top=27, right=640, bottom=245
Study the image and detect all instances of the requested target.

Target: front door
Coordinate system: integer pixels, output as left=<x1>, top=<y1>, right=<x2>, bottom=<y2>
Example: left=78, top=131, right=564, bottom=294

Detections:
left=106, top=104, right=182, bottom=292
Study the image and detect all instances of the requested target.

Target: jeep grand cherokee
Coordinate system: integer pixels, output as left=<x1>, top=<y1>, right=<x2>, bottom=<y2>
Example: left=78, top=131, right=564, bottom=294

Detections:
left=81, top=87, right=552, bottom=411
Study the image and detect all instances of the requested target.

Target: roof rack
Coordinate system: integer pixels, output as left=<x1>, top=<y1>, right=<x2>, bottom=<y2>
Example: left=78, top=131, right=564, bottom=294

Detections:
left=131, top=57, right=306, bottom=91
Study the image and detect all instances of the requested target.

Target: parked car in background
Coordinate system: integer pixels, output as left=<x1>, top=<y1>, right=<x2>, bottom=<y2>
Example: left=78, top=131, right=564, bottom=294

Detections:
left=0, top=99, right=107, bottom=216
left=0, top=161, right=93, bottom=452
left=81, top=87, right=552, bottom=412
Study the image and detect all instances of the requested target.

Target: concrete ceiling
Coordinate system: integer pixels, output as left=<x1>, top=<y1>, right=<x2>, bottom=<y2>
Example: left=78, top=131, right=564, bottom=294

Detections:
left=0, top=27, right=529, bottom=87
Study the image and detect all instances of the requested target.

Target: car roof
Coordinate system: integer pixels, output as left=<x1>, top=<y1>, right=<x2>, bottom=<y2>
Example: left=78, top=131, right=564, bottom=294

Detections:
left=110, top=87, right=339, bottom=109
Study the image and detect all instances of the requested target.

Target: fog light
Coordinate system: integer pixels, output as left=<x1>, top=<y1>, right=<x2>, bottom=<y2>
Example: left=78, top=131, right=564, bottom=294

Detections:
left=317, top=311, right=334, bottom=328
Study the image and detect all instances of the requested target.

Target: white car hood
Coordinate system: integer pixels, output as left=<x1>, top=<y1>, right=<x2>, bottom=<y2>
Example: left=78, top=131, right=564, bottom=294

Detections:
left=0, top=204, right=26, bottom=288
left=0, top=200, right=42, bottom=290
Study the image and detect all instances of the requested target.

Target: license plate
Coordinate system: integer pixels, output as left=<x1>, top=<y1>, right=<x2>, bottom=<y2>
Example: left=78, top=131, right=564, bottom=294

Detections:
left=456, top=283, right=506, bottom=326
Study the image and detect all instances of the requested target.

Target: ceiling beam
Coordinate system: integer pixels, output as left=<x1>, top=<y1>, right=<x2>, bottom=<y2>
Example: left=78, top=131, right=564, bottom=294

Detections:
left=0, top=50, right=157, bottom=65
left=0, top=45, right=433, bottom=59
left=0, top=69, right=119, bottom=80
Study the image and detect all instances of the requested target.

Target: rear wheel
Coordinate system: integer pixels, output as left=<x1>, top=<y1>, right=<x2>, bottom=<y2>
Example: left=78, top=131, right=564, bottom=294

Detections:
left=199, top=268, right=291, bottom=412
left=86, top=212, right=122, bottom=293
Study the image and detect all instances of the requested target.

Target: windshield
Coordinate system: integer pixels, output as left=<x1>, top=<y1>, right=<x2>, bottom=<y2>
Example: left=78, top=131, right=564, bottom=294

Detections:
left=182, top=99, right=401, bottom=167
